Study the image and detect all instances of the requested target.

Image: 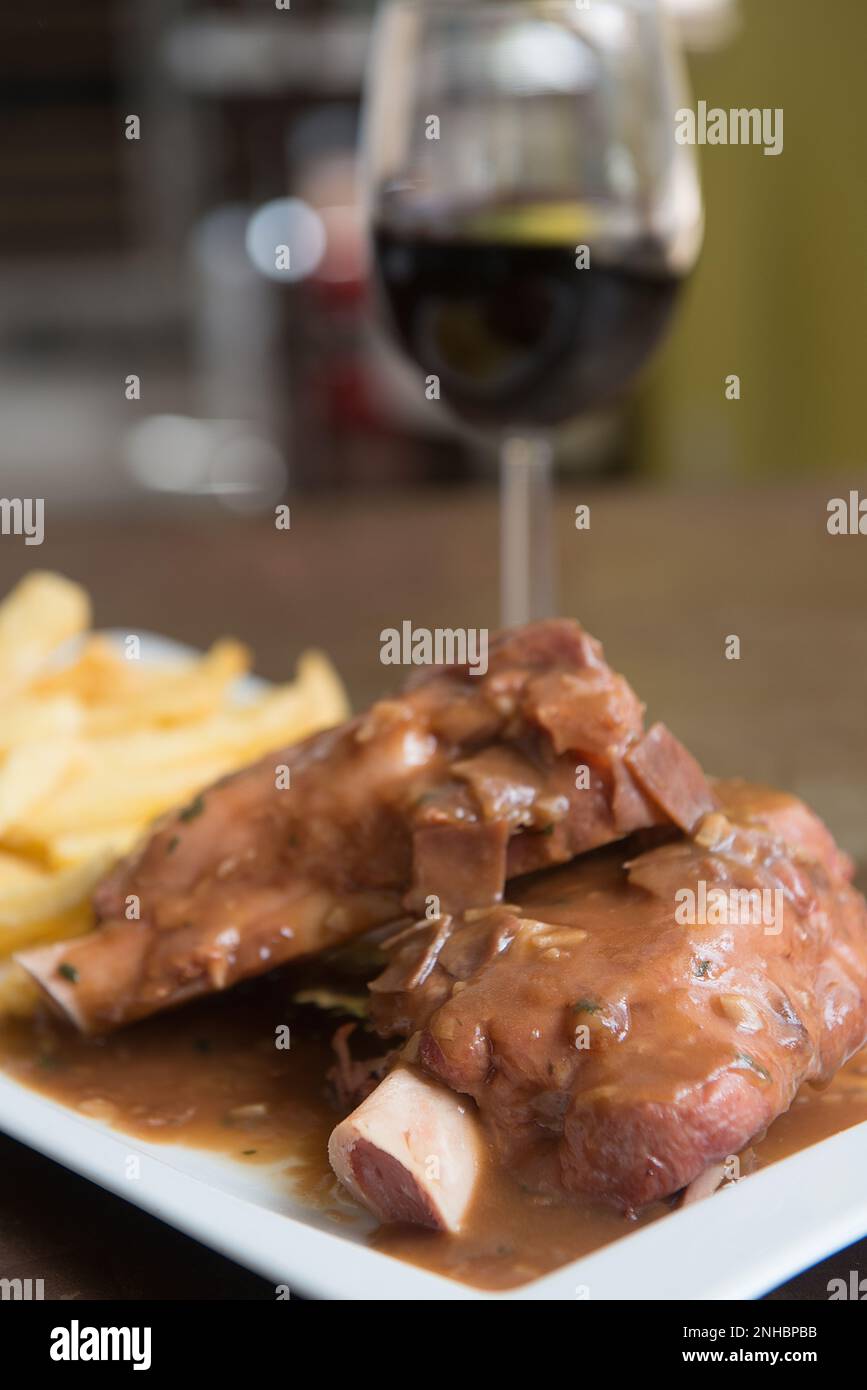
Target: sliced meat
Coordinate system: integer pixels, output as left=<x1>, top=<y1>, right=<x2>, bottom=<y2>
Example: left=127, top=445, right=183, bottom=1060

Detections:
left=327, top=1065, right=484, bottom=1232
left=368, top=784, right=867, bottom=1214
left=408, top=823, right=510, bottom=915
left=19, top=619, right=700, bottom=1033
left=625, top=721, right=717, bottom=832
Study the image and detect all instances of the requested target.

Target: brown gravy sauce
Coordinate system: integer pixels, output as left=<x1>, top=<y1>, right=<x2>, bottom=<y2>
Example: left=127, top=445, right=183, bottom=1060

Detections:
left=3, top=965, right=867, bottom=1292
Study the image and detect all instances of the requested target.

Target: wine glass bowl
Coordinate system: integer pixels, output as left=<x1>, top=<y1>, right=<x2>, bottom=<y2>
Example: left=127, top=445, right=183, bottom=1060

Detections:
left=362, top=0, right=703, bottom=621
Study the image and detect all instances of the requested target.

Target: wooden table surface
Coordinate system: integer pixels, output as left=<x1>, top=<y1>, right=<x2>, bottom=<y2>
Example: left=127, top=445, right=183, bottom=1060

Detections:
left=0, top=482, right=864, bottom=1299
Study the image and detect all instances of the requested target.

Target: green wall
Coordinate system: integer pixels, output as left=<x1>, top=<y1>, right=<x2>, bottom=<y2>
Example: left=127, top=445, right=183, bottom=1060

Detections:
left=640, top=0, right=867, bottom=480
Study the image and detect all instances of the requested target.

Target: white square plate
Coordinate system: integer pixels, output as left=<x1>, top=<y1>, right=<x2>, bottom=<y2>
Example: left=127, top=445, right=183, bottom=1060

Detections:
left=1, top=634, right=866, bottom=1300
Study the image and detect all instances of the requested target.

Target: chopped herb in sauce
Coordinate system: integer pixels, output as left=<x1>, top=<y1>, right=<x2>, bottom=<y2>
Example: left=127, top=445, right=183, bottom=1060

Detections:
left=166, top=835, right=180, bottom=855
left=179, top=794, right=206, bottom=823
left=572, top=998, right=600, bottom=1015
left=694, top=959, right=711, bottom=979
left=242, top=1149, right=257, bottom=1156
left=57, top=962, right=79, bottom=983
left=733, top=1052, right=771, bottom=1082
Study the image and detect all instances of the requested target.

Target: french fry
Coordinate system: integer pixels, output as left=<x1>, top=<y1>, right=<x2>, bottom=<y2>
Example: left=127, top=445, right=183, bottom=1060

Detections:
left=292, top=650, right=351, bottom=724
left=0, top=960, right=40, bottom=1018
left=81, top=639, right=251, bottom=733
left=46, top=825, right=142, bottom=870
left=8, top=659, right=348, bottom=846
left=0, top=572, right=91, bottom=702
left=0, top=572, right=350, bottom=1015
left=0, top=738, right=80, bottom=838
left=0, top=694, right=82, bottom=751
left=30, top=636, right=135, bottom=703
left=18, top=764, right=225, bottom=847
left=0, top=854, right=108, bottom=940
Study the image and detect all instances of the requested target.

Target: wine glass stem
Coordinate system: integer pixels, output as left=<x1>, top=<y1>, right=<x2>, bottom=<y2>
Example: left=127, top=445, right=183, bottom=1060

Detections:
left=499, top=434, right=555, bottom=628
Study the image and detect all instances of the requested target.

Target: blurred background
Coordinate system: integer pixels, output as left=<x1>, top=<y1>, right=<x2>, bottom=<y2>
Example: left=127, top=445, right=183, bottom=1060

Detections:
left=3, top=0, right=865, bottom=513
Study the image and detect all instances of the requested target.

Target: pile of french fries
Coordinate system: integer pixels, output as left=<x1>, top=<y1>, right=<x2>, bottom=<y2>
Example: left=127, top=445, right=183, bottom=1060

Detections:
left=0, top=572, right=349, bottom=1018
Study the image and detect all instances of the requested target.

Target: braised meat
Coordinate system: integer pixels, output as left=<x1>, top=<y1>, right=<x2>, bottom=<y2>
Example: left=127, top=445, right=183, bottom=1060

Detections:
left=18, top=620, right=706, bottom=1032
left=357, top=782, right=867, bottom=1218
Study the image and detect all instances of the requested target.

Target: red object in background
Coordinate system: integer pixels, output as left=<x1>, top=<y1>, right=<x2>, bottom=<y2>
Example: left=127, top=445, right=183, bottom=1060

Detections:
left=311, top=354, right=381, bottom=431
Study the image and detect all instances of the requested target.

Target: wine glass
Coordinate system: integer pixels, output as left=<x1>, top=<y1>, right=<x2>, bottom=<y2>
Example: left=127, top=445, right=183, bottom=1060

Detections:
left=362, top=0, right=703, bottom=626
